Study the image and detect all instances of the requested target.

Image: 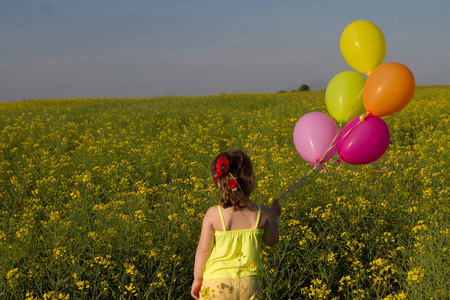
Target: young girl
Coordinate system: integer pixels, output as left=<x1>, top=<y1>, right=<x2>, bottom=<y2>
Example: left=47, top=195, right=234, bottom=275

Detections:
left=191, top=149, right=281, bottom=300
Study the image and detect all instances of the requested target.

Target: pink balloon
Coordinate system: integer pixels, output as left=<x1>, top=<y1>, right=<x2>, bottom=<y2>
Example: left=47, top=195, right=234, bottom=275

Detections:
left=293, top=112, right=339, bottom=164
left=338, top=115, right=390, bottom=165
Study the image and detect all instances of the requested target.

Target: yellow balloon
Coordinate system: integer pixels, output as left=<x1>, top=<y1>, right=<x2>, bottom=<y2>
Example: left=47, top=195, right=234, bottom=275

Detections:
left=340, top=20, right=386, bottom=74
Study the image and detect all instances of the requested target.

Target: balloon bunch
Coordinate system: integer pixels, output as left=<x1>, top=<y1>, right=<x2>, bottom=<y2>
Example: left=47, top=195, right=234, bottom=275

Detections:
left=277, top=20, right=415, bottom=201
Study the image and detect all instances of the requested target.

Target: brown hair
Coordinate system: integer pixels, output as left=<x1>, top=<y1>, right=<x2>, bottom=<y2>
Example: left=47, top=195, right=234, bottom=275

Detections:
left=211, top=149, right=255, bottom=208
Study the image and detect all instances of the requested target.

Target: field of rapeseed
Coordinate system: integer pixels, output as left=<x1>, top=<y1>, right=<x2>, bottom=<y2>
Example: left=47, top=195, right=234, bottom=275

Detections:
left=0, top=86, right=449, bottom=299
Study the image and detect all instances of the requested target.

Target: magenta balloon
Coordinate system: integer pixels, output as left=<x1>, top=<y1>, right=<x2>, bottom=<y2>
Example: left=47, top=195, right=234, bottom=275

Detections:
left=338, top=115, right=390, bottom=165
left=293, top=112, right=339, bottom=164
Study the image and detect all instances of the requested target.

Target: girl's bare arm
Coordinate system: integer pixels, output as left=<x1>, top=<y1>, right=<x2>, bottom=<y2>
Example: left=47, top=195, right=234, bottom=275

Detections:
left=191, top=207, right=215, bottom=298
left=261, top=204, right=279, bottom=247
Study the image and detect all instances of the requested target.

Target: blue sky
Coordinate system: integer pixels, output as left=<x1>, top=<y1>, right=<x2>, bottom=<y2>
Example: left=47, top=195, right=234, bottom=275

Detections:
left=1, top=0, right=449, bottom=102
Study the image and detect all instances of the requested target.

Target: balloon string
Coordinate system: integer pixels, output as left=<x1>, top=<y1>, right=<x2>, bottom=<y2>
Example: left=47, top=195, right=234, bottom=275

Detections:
left=340, top=86, right=364, bottom=126
left=274, top=171, right=312, bottom=201
left=316, top=112, right=368, bottom=167
left=311, top=91, right=369, bottom=168
left=275, top=109, right=369, bottom=202
left=274, top=158, right=340, bottom=201
left=324, top=89, right=366, bottom=163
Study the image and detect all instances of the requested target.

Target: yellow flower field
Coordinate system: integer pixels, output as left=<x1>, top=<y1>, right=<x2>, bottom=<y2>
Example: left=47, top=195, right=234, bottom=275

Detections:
left=0, top=86, right=449, bottom=299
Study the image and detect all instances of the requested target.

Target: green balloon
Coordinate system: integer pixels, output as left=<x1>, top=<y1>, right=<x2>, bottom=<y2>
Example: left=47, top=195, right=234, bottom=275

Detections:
left=326, top=71, right=367, bottom=124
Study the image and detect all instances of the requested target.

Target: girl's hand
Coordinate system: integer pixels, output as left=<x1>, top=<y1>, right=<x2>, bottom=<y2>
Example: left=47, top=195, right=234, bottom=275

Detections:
left=191, top=278, right=202, bottom=299
left=270, top=199, right=281, bottom=219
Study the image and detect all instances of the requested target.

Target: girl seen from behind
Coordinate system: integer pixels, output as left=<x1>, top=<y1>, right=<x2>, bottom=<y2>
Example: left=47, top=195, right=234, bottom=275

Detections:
left=191, top=149, right=281, bottom=299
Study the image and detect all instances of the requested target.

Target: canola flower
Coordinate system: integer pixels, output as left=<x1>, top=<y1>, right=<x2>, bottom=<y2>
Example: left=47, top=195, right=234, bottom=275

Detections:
left=0, top=86, right=449, bottom=298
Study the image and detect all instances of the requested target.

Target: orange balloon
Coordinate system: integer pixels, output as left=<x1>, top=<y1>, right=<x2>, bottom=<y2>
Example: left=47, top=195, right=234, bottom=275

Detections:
left=363, top=62, right=415, bottom=117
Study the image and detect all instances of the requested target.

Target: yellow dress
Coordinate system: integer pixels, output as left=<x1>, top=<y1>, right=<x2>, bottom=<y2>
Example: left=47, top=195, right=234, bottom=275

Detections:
left=201, top=205, right=264, bottom=299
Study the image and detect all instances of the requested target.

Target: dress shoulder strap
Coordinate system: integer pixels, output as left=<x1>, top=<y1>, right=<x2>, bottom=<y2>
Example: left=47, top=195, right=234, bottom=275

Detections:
left=217, top=205, right=227, bottom=231
left=254, top=204, right=261, bottom=229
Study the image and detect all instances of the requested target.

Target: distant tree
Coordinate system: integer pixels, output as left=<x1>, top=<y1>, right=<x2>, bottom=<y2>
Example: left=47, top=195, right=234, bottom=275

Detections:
left=298, top=84, right=310, bottom=92
left=277, top=90, right=287, bottom=93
